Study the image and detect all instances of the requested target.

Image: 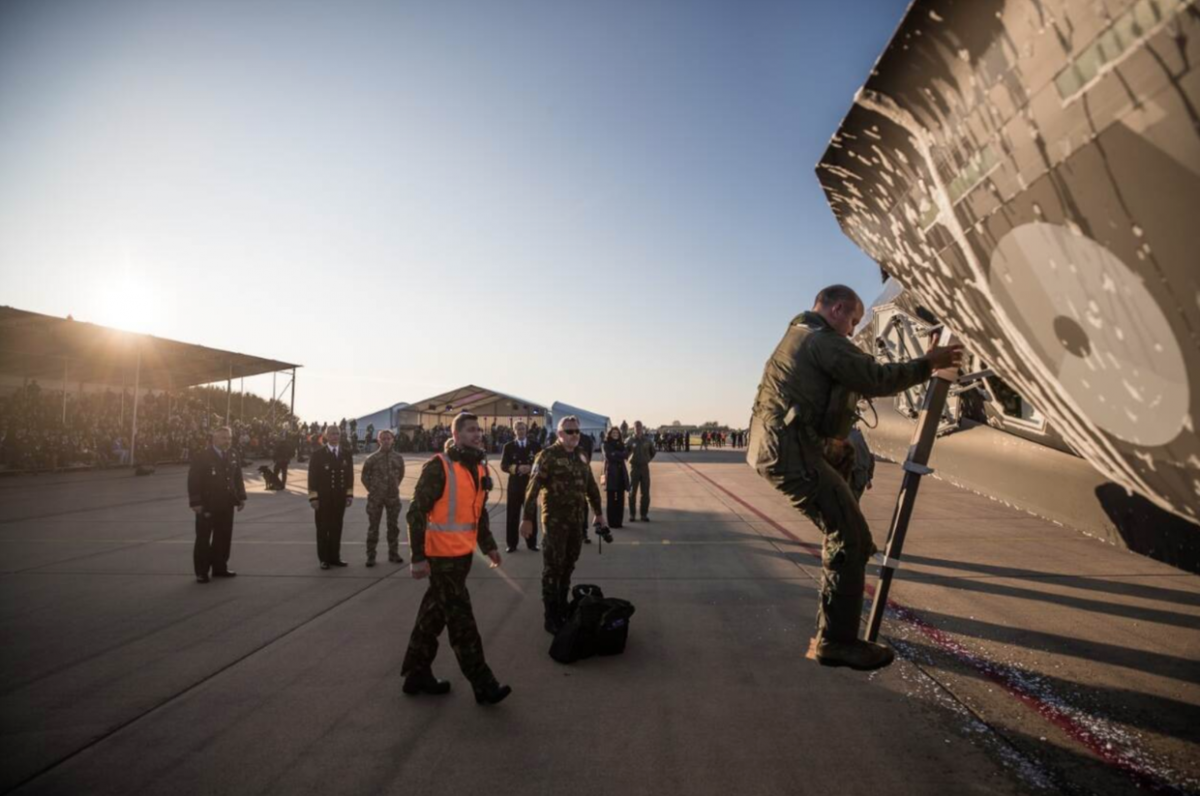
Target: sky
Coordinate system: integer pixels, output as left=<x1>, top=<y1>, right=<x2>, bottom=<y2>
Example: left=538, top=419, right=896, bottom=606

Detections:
left=0, top=0, right=908, bottom=429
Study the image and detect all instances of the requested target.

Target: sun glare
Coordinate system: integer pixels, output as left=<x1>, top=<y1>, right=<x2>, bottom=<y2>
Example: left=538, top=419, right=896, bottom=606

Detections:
left=92, top=278, right=164, bottom=336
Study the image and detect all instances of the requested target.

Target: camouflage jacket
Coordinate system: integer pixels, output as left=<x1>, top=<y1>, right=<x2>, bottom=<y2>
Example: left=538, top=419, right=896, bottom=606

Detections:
left=523, top=441, right=603, bottom=525
left=361, top=448, right=405, bottom=499
left=405, top=442, right=497, bottom=564
left=626, top=434, right=656, bottom=469
left=748, top=311, right=930, bottom=477
left=752, top=311, right=931, bottom=441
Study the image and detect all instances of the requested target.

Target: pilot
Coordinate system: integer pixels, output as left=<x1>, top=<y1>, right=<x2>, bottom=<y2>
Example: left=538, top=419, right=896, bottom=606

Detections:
left=747, top=284, right=961, bottom=670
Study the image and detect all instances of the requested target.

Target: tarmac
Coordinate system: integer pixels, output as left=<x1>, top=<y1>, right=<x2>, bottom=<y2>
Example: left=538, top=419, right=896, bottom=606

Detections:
left=0, top=449, right=1196, bottom=795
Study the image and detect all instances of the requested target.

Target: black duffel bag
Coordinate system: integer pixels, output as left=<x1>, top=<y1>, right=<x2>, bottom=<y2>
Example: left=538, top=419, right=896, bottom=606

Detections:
left=549, top=584, right=636, bottom=664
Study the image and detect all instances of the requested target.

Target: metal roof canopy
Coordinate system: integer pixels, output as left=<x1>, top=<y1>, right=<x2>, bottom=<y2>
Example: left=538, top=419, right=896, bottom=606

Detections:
left=0, top=307, right=300, bottom=389
left=0, top=306, right=301, bottom=465
left=402, top=384, right=549, bottom=422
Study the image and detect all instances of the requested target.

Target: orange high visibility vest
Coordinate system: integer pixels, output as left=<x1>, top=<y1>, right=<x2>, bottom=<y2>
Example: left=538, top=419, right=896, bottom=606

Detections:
left=425, top=454, right=487, bottom=557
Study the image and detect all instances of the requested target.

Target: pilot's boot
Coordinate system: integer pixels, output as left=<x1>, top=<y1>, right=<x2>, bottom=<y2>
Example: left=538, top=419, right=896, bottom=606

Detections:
left=813, top=591, right=895, bottom=671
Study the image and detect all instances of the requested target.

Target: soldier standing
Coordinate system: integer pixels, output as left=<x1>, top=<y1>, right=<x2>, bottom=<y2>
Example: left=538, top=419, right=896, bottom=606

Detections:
left=520, top=415, right=607, bottom=633
left=361, top=429, right=405, bottom=567
left=626, top=420, right=656, bottom=522
left=308, top=424, right=354, bottom=569
left=500, top=421, right=541, bottom=552
left=187, top=426, right=246, bottom=583
left=401, top=413, right=511, bottom=706
left=748, top=285, right=961, bottom=670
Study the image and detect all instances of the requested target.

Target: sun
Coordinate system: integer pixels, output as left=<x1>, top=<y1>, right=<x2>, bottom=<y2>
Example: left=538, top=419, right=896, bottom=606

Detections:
left=92, top=277, right=165, bottom=336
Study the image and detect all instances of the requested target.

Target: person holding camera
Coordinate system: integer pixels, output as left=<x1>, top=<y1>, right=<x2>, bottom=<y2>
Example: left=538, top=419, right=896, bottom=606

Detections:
left=401, top=413, right=511, bottom=706
left=748, top=284, right=963, bottom=671
left=520, top=415, right=608, bottom=634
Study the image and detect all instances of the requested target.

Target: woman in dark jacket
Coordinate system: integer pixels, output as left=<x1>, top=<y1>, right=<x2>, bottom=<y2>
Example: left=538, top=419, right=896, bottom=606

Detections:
left=602, top=428, right=630, bottom=528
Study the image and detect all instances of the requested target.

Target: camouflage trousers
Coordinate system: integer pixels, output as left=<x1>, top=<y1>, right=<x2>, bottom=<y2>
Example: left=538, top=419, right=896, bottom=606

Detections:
left=401, top=554, right=497, bottom=689
left=365, top=494, right=401, bottom=557
left=766, top=453, right=876, bottom=644
left=629, top=467, right=651, bottom=518
left=541, top=517, right=584, bottom=611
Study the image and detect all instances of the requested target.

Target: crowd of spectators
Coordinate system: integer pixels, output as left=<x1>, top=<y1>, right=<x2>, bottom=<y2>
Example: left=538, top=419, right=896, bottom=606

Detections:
left=697, top=430, right=746, bottom=449
left=344, top=420, right=548, bottom=455
left=640, top=426, right=747, bottom=453
left=2, top=383, right=752, bottom=474
left=0, top=381, right=302, bottom=472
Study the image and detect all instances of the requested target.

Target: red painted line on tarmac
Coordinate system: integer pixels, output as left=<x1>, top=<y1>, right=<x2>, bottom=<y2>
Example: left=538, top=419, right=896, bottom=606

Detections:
left=675, top=458, right=1182, bottom=794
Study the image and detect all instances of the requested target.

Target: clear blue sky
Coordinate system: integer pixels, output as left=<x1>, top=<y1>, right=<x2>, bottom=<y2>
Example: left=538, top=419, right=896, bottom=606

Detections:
left=0, top=0, right=907, bottom=428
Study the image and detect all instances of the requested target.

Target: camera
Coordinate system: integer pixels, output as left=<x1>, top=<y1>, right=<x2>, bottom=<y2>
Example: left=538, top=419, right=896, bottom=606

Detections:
left=593, top=519, right=613, bottom=545
left=481, top=474, right=494, bottom=492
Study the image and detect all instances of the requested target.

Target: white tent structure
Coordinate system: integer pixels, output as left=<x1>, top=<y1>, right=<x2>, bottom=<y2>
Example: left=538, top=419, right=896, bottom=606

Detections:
left=549, top=401, right=610, bottom=445
left=396, top=385, right=550, bottom=429
left=355, top=402, right=411, bottom=435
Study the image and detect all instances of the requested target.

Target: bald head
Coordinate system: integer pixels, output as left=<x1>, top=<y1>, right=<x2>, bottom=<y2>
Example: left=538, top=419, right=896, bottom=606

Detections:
left=813, top=284, right=863, bottom=337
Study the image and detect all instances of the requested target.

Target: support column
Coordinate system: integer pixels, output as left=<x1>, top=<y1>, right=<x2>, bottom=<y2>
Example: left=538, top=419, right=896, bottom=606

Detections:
left=240, top=377, right=245, bottom=420
left=271, top=372, right=277, bottom=426
left=130, top=347, right=142, bottom=466
left=289, top=368, right=296, bottom=419
left=226, top=362, right=233, bottom=425
left=61, top=358, right=69, bottom=426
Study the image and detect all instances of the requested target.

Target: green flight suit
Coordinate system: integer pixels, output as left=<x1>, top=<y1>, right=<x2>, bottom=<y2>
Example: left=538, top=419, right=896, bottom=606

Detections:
left=626, top=433, right=656, bottom=519
left=748, top=311, right=931, bottom=644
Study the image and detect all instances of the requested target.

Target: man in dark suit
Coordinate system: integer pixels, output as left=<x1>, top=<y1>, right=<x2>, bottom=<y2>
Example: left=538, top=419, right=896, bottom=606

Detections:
left=308, top=424, right=355, bottom=569
left=500, top=421, right=541, bottom=553
left=188, top=426, right=247, bottom=583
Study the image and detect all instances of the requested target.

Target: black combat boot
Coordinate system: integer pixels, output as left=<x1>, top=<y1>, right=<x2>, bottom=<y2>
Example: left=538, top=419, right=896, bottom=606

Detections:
left=474, top=682, right=512, bottom=706
left=388, top=550, right=404, bottom=563
left=366, top=552, right=376, bottom=568
left=402, top=669, right=451, bottom=696
left=813, top=591, right=894, bottom=671
left=815, top=638, right=895, bottom=670
left=544, top=600, right=564, bottom=634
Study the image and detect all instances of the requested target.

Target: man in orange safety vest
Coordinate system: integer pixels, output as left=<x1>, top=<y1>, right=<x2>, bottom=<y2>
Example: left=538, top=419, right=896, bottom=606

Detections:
left=400, top=412, right=512, bottom=706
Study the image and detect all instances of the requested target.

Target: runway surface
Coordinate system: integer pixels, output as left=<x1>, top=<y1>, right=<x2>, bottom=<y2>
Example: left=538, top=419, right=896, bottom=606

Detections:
left=1, top=450, right=1196, bottom=795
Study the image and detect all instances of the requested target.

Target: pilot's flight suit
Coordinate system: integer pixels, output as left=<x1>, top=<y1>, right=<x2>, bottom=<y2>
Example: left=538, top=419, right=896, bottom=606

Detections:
left=748, top=311, right=930, bottom=658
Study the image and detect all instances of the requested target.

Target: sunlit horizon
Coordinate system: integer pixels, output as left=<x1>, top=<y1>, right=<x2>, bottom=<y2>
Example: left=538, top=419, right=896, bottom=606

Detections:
left=1, top=0, right=908, bottom=429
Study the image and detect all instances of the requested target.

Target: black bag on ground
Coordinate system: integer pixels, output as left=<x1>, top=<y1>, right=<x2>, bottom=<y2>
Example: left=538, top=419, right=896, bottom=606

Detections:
left=549, top=584, right=636, bottom=664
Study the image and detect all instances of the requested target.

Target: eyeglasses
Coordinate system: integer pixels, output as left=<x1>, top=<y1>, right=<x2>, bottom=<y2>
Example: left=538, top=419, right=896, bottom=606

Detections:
left=561, top=429, right=580, bottom=436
